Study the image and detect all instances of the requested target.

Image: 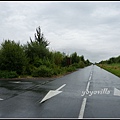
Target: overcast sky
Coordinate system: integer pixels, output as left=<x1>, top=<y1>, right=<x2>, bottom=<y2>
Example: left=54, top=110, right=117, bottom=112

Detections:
left=0, top=1, right=120, bottom=63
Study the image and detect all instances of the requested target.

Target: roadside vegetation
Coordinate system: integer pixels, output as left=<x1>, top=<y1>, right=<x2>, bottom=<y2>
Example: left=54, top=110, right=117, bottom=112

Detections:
left=97, top=56, right=120, bottom=77
left=0, top=26, right=92, bottom=78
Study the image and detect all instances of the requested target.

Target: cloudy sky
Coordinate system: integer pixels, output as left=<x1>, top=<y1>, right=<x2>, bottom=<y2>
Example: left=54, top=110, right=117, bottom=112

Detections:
left=0, top=1, right=120, bottom=63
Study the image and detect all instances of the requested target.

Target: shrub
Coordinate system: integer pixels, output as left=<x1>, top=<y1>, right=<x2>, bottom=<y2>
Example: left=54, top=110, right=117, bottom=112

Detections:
left=52, top=67, right=66, bottom=75
left=79, top=61, right=85, bottom=68
left=32, top=65, right=54, bottom=77
left=66, top=65, right=76, bottom=72
left=0, top=71, right=18, bottom=78
left=0, top=40, right=27, bottom=75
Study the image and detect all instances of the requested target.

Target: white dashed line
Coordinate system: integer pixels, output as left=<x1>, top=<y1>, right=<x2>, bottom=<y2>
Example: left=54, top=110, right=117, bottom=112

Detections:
left=78, top=68, right=93, bottom=118
left=78, top=98, right=87, bottom=118
left=86, top=82, right=90, bottom=91
left=89, top=76, right=92, bottom=81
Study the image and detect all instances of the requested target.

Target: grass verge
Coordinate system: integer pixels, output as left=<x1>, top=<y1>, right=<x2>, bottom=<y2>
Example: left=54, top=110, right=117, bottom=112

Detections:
left=98, top=63, right=120, bottom=77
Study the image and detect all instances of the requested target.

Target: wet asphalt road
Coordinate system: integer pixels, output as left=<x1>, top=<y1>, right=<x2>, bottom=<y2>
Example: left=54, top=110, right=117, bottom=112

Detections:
left=0, top=65, right=120, bottom=118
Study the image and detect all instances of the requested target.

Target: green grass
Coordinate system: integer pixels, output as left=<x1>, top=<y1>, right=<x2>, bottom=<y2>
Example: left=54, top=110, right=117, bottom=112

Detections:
left=98, top=63, right=120, bottom=77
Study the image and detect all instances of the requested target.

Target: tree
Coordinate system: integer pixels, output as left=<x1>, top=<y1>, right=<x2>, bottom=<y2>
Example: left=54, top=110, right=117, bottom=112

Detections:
left=71, top=52, right=80, bottom=64
left=80, top=55, right=85, bottom=62
left=85, top=59, right=90, bottom=65
left=115, top=56, right=120, bottom=63
left=0, top=40, right=27, bottom=74
left=31, top=26, right=49, bottom=47
left=24, top=26, right=50, bottom=63
left=53, top=51, right=63, bottom=65
left=107, top=57, right=115, bottom=64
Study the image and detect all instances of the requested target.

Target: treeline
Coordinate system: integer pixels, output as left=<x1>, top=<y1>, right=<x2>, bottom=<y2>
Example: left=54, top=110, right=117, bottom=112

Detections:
left=99, top=55, right=120, bottom=64
left=98, top=55, right=120, bottom=77
left=0, top=26, right=91, bottom=78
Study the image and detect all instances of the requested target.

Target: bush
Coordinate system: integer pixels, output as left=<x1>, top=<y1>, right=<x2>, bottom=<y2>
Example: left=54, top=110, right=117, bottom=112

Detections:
left=79, top=61, right=85, bottom=68
left=52, top=67, right=66, bottom=75
left=32, top=65, right=54, bottom=77
left=34, top=58, right=55, bottom=68
left=25, top=64, right=36, bottom=75
left=66, top=65, right=76, bottom=72
left=0, top=40, right=27, bottom=75
left=72, top=63, right=81, bottom=68
left=0, top=71, right=19, bottom=78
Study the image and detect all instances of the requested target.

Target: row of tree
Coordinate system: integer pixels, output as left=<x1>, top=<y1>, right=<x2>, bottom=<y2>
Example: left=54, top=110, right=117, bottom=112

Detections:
left=0, top=26, right=92, bottom=78
left=99, top=56, right=120, bottom=64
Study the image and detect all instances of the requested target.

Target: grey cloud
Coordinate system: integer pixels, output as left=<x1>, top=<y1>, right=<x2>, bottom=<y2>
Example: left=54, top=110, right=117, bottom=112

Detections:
left=0, top=1, right=120, bottom=63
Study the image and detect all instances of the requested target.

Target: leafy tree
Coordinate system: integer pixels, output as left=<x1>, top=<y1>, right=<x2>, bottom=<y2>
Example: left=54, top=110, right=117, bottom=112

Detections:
left=62, top=55, right=71, bottom=67
left=80, top=55, right=85, bottom=62
left=0, top=40, right=27, bottom=74
left=33, top=26, right=49, bottom=47
left=107, top=57, right=115, bottom=64
left=85, top=59, right=90, bottom=65
left=71, top=52, right=80, bottom=64
left=53, top=51, right=63, bottom=65
left=24, top=26, right=50, bottom=63
left=116, top=56, right=120, bottom=63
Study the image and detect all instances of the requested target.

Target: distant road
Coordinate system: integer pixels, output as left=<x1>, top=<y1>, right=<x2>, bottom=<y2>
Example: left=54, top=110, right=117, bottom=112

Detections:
left=0, top=65, right=120, bottom=118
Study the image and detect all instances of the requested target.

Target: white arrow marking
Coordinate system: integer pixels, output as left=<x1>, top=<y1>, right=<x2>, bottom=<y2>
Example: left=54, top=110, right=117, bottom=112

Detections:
left=114, top=88, right=120, bottom=96
left=40, top=90, right=62, bottom=103
left=56, top=84, right=66, bottom=91
left=40, top=84, right=66, bottom=103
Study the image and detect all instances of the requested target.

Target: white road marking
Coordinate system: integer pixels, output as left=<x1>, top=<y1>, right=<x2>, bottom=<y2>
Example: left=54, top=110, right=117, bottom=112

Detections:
left=89, top=76, right=92, bottom=81
left=114, top=88, right=120, bottom=96
left=90, top=72, right=92, bottom=75
left=86, top=82, right=90, bottom=91
left=78, top=81, right=90, bottom=118
left=0, top=98, right=3, bottom=100
left=78, top=98, right=87, bottom=118
left=40, top=84, right=66, bottom=103
left=88, top=71, right=92, bottom=81
left=56, top=84, right=66, bottom=91
left=40, top=90, right=62, bottom=103
left=78, top=70, right=93, bottom=118
left=89, top=72, right=92, bottom=81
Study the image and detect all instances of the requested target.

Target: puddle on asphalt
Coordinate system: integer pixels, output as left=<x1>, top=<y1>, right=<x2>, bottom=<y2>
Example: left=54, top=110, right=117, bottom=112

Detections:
left=10, top=81, right=21, bottom=84
left=9, top=81, right=33, bottom=84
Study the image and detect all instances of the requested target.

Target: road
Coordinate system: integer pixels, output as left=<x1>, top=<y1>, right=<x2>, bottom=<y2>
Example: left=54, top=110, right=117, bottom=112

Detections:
left=0, top=65, right=120, bottom=118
